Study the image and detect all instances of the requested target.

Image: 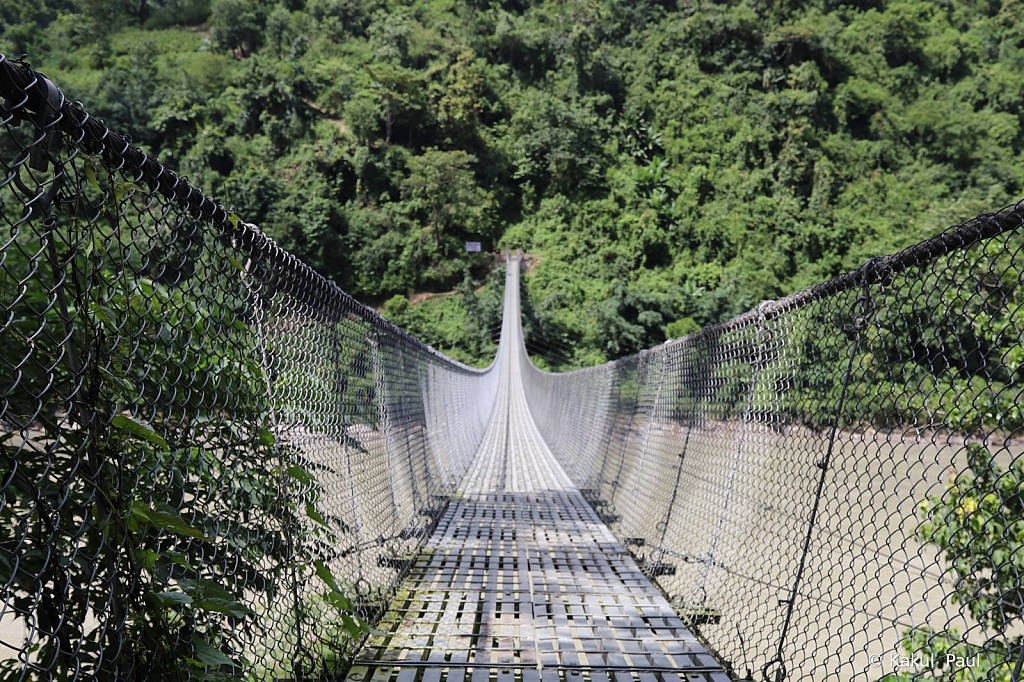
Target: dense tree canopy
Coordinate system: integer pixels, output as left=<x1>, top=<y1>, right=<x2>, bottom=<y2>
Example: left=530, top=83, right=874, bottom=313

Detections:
left=5, top=0, right=1023, bottom=368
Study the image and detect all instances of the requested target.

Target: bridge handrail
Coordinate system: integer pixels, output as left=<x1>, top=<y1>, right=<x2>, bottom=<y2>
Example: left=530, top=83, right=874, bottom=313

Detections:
left=0, top=54, right=482, bottom=372
left=0, top=55, right=498, bottom=680
left=520, top=197, right=1024, bottom=680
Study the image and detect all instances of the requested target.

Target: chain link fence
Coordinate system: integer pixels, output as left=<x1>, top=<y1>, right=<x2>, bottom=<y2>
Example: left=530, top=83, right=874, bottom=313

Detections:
left=0, top=56, right=500, bottom=680
left=523, top=203, right=1024, bottom=680
left=5, top=51, right=1024, bottom=682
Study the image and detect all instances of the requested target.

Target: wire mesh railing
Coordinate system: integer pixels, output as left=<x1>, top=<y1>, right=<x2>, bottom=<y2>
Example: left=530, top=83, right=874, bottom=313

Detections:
left=0, top=55, right=500, bottom=680
left=521, top=204, right=1024, bottom=680
left=5, top=51, right=1024, bottom=682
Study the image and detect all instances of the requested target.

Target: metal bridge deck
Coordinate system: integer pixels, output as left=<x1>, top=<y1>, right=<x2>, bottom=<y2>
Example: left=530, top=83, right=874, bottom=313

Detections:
left=346, top=259, right=728, bottom=682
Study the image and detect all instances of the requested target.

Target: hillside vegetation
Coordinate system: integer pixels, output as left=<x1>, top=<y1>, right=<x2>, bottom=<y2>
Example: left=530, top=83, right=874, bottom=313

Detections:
left=4, top=0, right=1023, bottom=367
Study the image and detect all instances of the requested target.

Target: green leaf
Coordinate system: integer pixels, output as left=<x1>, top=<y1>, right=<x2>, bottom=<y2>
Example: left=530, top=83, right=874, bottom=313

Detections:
left=287, top=464, right=313, bottom=486
left=190, top=633, right=236, bottom=668
left=146, top=591, right=193, bottom=608
left=306, top=502, right=329, bottom=528
left=163, top=551, right=192, bottom=569
left=139, top=549, right=160, bottom=570
left=258, top=427, right=277, bottom=447
left=111, top=416, right=168, bottom=449
left=226, top=255, right=245, bottom=272
left=112, top=181, right=137, bottom=203
left=197, top=597, right=254, bottom=618
left=178, top=577, right=235, bottom=601
left=341, top=614, right=363, bottom=638
left=324, top=591, right=353, bottom=611
left=84, top=158, right=100, bottom=191
left=314, top=560, right=346, bottom=595
left=131, top=500, right=214, bottom=542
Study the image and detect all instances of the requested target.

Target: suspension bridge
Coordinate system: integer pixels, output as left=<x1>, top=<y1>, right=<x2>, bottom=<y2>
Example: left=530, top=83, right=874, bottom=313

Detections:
left=2, top=56, right=1024, bottom=682
left=345, top=256, right=729, bottom=682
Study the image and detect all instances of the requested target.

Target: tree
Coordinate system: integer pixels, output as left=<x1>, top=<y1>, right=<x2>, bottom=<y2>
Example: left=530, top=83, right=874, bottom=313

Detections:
left=210, top=0, right=265, bottom=57
left=592, top=280, right=673, bottom=358
left=884, top=443, right=1024, bottom=681
left=363, top=63, right=423, bottom=145
left=401, top=149, right=485, bottom=248
left=427, top=49, right=485, bottom=145
left=509, top=88, right=605, bottom=197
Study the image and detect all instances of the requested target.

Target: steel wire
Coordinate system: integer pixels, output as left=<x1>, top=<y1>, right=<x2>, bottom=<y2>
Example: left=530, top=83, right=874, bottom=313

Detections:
left=4, top=54, right=1024, bottom=682
left=0, top=56, right=500, bottom=680
left=519, top=208, right=1024, bottom=681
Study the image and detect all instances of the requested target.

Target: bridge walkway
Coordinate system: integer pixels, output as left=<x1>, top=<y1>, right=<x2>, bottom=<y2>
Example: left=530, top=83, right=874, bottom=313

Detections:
left=346, top=258, right=729, bottom=682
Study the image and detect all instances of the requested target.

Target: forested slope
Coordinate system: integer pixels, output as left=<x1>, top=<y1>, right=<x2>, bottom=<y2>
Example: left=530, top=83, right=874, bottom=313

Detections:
left=4, top=0, right=1023, bottom=367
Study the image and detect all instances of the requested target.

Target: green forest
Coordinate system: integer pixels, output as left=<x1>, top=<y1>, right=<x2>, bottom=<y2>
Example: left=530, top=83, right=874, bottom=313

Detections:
left=4, top=0, right=1023, bottom=368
